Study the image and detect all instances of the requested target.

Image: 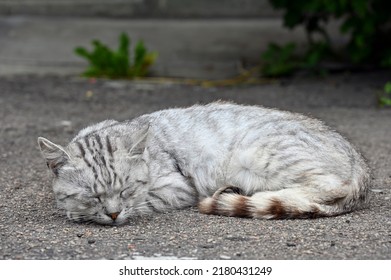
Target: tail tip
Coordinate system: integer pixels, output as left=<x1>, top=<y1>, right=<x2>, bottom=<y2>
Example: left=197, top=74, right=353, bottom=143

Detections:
left=198, top=197, right=215, bottom=214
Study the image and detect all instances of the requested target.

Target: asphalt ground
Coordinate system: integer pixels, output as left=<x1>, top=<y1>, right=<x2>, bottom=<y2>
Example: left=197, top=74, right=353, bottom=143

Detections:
left=0, top=72, right=390, bottom=260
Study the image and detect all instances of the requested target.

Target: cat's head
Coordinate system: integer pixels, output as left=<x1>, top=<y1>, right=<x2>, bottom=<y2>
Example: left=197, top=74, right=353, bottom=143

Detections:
left=37, top=129, right=151, bottom=225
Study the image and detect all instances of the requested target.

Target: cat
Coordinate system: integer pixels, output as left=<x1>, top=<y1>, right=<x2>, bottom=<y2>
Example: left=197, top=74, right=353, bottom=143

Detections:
left=38, top=102, right=370, bottom=225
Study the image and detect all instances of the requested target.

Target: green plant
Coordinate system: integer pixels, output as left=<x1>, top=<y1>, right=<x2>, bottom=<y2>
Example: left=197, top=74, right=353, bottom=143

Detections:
left=261, top=41, right=330, bottom=77
left=379, top=82, right=391, bottom=106
left=75, top=33, right=157, bottom=79
left=261, top=43, right=298, bottom=77
left=261, top=0, right=391, bottom=76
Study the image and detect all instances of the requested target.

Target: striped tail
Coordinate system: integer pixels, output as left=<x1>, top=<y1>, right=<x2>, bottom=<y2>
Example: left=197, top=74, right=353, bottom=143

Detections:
left=198, top=186, right=354, bottom=219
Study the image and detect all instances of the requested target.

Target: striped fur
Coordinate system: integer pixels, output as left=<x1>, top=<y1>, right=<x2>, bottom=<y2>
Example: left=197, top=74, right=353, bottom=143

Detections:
left=38, top=102, right=371, bottom=225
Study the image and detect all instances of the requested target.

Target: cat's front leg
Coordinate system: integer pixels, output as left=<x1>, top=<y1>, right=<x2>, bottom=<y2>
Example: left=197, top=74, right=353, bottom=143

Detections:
left=143, top=174, right=198, bottom=213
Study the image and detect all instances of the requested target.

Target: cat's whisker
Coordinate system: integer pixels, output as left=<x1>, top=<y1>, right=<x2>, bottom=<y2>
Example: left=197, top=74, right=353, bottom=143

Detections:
left=67, top=211, right=98, bottom=223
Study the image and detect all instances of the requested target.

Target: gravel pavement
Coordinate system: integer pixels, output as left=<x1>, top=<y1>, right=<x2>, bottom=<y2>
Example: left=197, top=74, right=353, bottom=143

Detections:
left=0, top=73, right=390, bottom=260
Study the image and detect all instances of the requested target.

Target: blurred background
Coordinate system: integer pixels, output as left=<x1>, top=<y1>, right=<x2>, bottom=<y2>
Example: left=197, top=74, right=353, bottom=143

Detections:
left=0, top=1, right=390, bottom=85
left=0, top=0, right=315, bottom=79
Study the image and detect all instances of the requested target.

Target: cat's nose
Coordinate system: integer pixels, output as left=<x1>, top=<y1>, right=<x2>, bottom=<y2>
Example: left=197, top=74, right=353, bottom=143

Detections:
left=108, top=212, right=120, bottom=221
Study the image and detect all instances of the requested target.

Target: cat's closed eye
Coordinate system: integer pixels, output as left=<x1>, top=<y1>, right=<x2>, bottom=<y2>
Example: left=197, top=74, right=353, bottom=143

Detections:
left=120, top=187, right=135, bottom=199
left=135, top=179, right=147, bottom=184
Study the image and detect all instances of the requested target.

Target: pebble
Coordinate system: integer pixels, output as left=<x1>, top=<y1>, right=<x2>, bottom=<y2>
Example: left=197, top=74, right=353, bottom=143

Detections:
left=199, top=244, right=214, bottom=249
left=59, top=120, right=72, bottom=127
left=104, top=81, right=127, bottom=89
left=117, top=254, right=128, bottom=259
left=219, top=255, right=231, bottom=260
left=370, top=189, right=384, bottom=193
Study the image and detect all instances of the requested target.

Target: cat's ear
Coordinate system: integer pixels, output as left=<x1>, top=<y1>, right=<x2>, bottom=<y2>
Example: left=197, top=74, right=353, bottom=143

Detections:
left=128, top=126, right=149, bottom=155
left=37, top=137, right=70, bottom=175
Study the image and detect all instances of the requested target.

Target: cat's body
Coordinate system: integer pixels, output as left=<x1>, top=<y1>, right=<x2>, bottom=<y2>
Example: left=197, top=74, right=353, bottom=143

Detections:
left=38, top=102, right=370, bottom=225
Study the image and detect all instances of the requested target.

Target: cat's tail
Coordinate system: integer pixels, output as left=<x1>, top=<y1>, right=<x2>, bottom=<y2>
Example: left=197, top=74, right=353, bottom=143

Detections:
left=198, top=185, right=368, bottom=219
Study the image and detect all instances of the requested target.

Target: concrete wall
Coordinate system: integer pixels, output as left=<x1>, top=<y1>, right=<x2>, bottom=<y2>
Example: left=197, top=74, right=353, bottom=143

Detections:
left=0, top=0, right=279, bottom=18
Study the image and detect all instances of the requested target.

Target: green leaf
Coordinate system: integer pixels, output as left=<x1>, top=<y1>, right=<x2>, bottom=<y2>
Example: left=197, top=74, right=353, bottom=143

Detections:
left=261, top=43, right=298, bottom=77
left=74, top=33, right=157, bottom=79
left=379, top=96, right=391, bottom=106
left=378, top=81, right=391, bottom=107
left=118, top=33, right=130, bottom=57
left=134, top=41, right=147, bottom=68
left=384, top=82, right=391, bottom=94
left=74, top=47, right=91, bottom=59
left=351, top=0, right=368, bottom=18
left=303, top=42, right=329, bottom=68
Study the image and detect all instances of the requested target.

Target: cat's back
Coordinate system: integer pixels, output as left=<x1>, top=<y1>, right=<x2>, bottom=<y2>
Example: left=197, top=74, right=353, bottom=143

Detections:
left=145, top=102, right=281, bottom=149
left=148, top=102, right=292, bottom=134
left=146, top=103, right=365, bottom=172
left=72, top=103, right=347, bottom=153
left=147, top=102, right=328, bottom=144
left=151, top=102, right=279, bottom=121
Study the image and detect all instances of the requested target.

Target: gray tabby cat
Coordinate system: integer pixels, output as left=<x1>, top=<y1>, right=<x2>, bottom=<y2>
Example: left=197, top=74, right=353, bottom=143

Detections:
left=38, top=102, right=370, bottom=225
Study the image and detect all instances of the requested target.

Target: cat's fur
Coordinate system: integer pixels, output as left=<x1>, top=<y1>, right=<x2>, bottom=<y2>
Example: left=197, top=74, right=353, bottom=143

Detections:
left=38, top=102, right=370, bottom=225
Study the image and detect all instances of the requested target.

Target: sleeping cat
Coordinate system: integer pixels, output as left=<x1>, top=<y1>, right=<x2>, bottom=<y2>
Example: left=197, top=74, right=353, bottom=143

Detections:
left=38, top=102, right=370, bottom=225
